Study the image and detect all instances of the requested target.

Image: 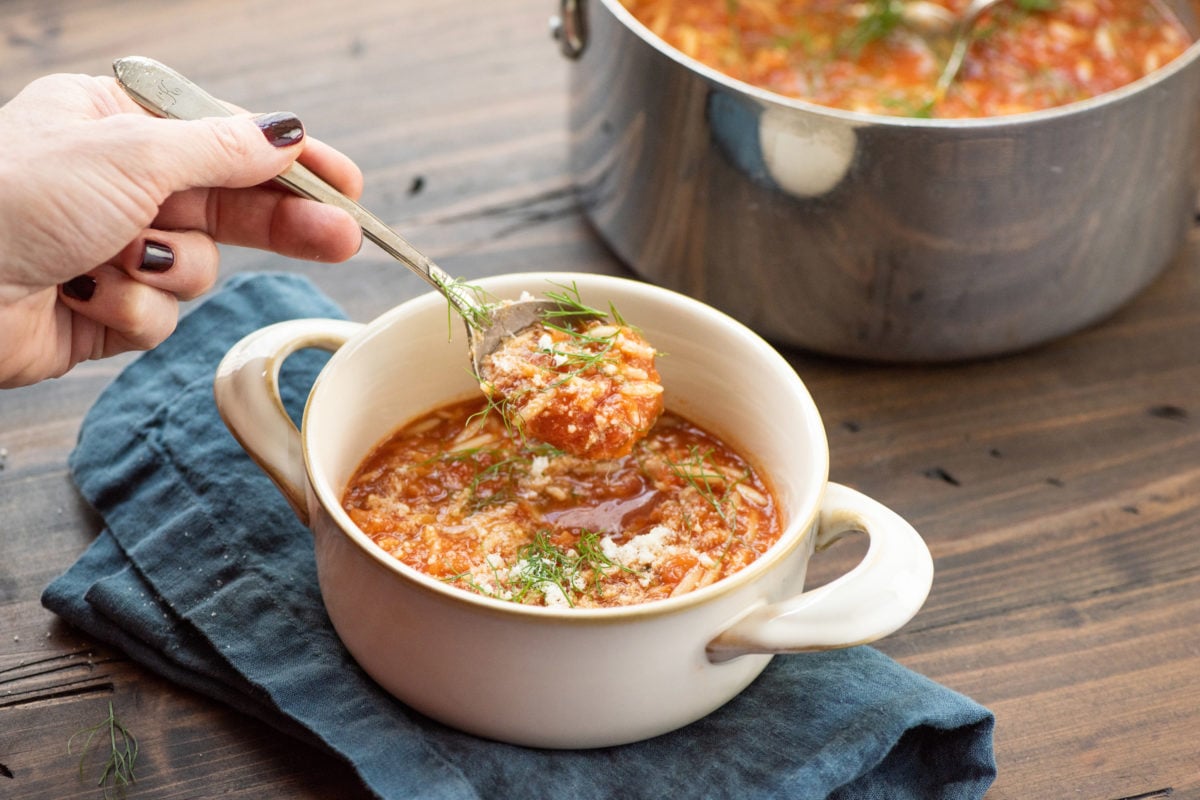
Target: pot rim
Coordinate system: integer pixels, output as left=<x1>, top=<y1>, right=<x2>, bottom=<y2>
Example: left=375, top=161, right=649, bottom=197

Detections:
left=303, top=271, right=831, bottom=623
left=596, top=0, right=1200, bottom=129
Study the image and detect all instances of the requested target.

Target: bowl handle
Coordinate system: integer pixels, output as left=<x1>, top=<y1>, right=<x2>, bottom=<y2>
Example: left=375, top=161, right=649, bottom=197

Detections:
left=707, top=482, right=934, bottom=662
left=213, top=318, right=362, bottom=526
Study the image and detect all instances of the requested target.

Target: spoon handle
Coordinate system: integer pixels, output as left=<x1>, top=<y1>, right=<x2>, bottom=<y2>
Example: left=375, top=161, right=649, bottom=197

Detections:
left=112, top=56, right=478, bottom=317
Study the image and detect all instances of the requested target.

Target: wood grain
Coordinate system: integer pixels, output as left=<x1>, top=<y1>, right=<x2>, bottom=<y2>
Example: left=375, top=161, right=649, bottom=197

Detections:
left=3, top=1, right=1200, bottom=798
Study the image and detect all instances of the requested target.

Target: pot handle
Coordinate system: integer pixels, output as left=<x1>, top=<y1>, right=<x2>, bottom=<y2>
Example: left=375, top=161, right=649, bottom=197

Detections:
left=707, top=482, right=934, bottom=662
left=550, top=0, right=587, bottom=59
left=213, top=318, right=363, bottom=527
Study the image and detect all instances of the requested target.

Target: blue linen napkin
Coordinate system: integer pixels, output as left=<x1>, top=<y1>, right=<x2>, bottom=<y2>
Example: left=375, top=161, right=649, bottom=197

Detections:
left=43, top=272, right=996, bottom=800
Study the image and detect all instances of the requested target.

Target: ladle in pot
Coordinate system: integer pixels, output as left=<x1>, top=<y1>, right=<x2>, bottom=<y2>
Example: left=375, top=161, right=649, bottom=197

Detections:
left=934, top=0, right=1008, bottom=96
left=902, top=0, right=1008, bottom=97
left=112, top=55, right=573, bottom=375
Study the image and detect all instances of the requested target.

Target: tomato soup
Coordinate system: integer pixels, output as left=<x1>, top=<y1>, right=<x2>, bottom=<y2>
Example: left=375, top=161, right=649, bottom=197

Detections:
left=342, top=399, right=783, bottom=609
left=620, top=0, right=1193, bottom=117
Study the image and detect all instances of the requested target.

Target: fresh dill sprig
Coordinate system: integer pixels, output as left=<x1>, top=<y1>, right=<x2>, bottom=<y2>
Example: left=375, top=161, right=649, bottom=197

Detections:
left=537, top=319, right=620, bottom=375
left=442, top=567, right=495, bottom=597
left=535, top=283, right=641, bottom=384
left=466, top=453, right=528, bottom=510
left=881, top=94, right=936, bottom=118
left=68, top=702, right=138, bottom=800
left=439, top=437, right=563, bottom=511
left=463, top=450, right=540, bottom=513
left=540, top=280, right=610, bottom=324
left=470, top=281, right=624, bottom=429
left=476, top=298, right=625, bottom=425
left=445, top=529, right=634, bottom=606
left=841, top=0, right=904, bottom=56
left=575, top=529, right=638, bottom=594
left=468, top=382, right=527, bottom=443
left=432, top=273, right=496, bottom=332
left=507, top=531, right=583, bottom=605
left=666, top=446, right=741, bottom=533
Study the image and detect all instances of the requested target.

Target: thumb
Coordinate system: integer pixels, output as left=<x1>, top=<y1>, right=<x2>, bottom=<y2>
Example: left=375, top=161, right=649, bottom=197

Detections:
left=96, top=110, right=306, bottom=198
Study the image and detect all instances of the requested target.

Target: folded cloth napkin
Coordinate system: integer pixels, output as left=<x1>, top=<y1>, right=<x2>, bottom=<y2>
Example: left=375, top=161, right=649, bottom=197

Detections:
left=44, top=272, right=996, bottom=800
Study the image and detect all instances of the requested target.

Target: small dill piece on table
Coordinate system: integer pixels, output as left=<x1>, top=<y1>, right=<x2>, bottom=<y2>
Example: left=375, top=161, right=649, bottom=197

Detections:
left=68, top=701, right=138, bottom=799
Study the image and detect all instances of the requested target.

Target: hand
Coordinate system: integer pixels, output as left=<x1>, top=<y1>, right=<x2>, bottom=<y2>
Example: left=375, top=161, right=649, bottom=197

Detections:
left=0, top=72, right=364, bottom=388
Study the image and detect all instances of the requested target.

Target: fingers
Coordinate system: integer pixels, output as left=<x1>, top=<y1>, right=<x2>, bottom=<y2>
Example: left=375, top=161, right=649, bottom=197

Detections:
left=59, top=224, right=225, bottom=355
left=151, top=135, right=365, bottom=262
left=108, top=230, right=220, bottom=300
left=56, top=227, right=220, bottom=360
left=295, top=136, right=365, bottom=201
left=153, top=185, right=362, bottom=263
left=89, top=108, right=310, bottom=201
left=59, top=264, right=180, bottom=357
left=92, top=76, right=364, bottom=198
left=90, top=75, right=364, bottom=263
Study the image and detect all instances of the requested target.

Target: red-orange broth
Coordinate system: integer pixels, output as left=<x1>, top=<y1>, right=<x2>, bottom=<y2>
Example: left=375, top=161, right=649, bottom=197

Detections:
left=342, top=399, right=784, bottom=608
left=621, top=0, right=1194, bottom=117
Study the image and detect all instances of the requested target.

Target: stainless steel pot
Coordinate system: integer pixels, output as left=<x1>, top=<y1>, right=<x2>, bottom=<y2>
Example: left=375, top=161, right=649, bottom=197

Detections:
left=553, top=0, right=1200, bottom=361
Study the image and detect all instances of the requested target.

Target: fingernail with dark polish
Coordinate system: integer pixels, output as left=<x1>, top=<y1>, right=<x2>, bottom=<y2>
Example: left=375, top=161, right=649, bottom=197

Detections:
left=62, top=275, right=97, bottom=302
left=140, top=240, right=175, bottom=272
left=255, top=111, right=304, bottom=148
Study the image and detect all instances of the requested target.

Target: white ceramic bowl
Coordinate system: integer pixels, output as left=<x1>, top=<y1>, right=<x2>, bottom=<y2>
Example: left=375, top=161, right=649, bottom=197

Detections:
left=214, top=272, right=933, bottom=748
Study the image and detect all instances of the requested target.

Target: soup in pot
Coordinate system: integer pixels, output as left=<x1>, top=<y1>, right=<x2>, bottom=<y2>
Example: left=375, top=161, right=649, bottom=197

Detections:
left=620, top=0, right=1194, bottom=117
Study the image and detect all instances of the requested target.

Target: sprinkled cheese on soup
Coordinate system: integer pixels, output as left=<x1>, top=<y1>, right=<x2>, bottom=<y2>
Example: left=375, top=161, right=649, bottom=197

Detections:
left=341, top=399, right=783, bottom=609
left=478, top=316, right=664, bottom=460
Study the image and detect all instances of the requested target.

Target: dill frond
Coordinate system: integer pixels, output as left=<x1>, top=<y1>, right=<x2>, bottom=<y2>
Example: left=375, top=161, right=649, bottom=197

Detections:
left=666, top=446, right=740, bottom=533
left=539, top=280, right=609, bottom=323
left=432, top=273, right=497, bottom=332
left=841, top=0, right=903, bottom=56
left=68, top=702, right=138, bottom=800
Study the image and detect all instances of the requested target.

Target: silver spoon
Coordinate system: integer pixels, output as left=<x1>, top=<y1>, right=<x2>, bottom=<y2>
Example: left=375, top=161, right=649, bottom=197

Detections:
left=899, top=0, right=1008, bottom=99
left=112, top=55, right=574, bottom=373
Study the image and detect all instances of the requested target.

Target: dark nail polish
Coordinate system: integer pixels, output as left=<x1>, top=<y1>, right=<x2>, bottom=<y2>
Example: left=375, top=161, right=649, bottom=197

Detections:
left=139, top=240, right=175, bottom=273
left=62, top=275, right=97, bottom=302
left=255, top=111, right=304, bottom=148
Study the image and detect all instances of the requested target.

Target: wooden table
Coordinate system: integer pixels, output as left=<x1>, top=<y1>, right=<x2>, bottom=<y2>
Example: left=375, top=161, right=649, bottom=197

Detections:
left=3, top=1, right=1199, bottom=797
